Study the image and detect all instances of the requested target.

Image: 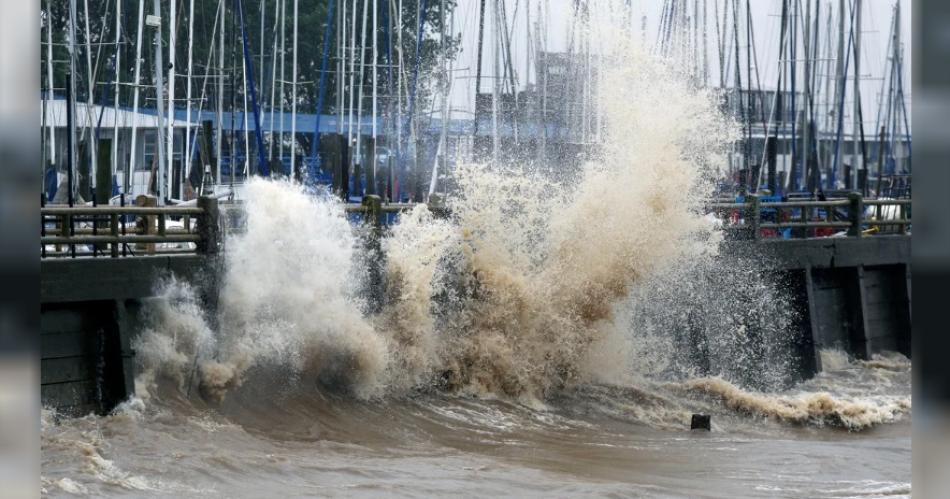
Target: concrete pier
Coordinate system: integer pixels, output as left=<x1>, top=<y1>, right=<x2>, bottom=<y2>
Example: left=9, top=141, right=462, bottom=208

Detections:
left=39, top=197, right=912, bottom=414
left=726, top=235, right=911, bottom=376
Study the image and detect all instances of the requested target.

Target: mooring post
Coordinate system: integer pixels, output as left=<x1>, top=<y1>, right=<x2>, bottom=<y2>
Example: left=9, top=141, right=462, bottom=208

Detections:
left=363, top=194, right=383, bottom=229
left=427, top=193, right=450, bottom=219
left=110, top=212, right=119, bottom=258
left=899, top=202, right=908, bottom=235
left=747, top=194, right=761, bottom=241
left=362, top=194, right=384, bottom=312
left=196, top=195, right=220, bottom=255
left=691, top=414, right=711, bottom=431
left=848, top=192, right=864, bottom=238
left=135, top=194, right=158, bottom=254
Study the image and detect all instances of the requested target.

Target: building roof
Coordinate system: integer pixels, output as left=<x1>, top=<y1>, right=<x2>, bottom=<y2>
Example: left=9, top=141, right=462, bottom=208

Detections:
left=41, top=99, right=198, bottom=129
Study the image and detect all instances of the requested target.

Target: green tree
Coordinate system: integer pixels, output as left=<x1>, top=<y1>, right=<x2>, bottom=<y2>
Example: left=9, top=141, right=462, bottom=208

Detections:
left=42, top=0, right=459, bottom=123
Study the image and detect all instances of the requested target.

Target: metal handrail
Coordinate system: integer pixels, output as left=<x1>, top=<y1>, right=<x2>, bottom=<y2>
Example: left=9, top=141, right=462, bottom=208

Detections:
left=41, top=234, right=201, bottom=245
left=41, top=206, right=204, bottom=216
left=707, top=194, right=911, bottom=239
left=761, top=200, right=851, bottom=209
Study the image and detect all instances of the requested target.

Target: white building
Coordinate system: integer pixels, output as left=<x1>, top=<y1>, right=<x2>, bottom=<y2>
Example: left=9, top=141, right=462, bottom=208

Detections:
left=41, top=99, right=199, bottom=200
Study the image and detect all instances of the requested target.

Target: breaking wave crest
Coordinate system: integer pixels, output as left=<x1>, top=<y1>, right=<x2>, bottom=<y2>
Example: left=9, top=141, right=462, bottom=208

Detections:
left=679, top=376, right=910, bottom=430
left=127, top=36, right=908, bottom=432
left=136, top=40, right=734, bottom=404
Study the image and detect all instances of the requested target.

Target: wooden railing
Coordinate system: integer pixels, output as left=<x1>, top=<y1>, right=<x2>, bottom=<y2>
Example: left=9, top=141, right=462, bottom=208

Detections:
left=706, top=193, right=911, bottom=240
left=42, top=192, right=907, bottom=259
left=41, top=197, right=220, bottom=258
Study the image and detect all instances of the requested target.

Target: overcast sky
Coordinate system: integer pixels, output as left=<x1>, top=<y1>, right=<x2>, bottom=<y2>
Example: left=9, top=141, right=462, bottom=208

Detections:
left=445, top=0, right=911, bottom=129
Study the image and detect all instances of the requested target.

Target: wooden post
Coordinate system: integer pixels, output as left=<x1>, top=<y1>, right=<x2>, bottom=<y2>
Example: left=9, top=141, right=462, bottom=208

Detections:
left=362, top=194, right=383, bottom=313
left=198, top=120, right=215, bottom=180
left=96, top=138, right=112, bottom=205
left=766, top=136, right=777, bottom=194
left=852, top=266, right=872, bottom=360
left=96, top=139, right=113, bottom=254
left=427, top=193, right=450, bottom=219
left=338, top=135, right=350, bottom=201
left=876, top=125, right=885, bottom=197
left=848, top=192, right=864, bottom=238
left=78, top=141, right=90, bottom=200
left=803, top=266, right=824, bottom=373
left=362, top=194, right=382, bottom=229
left=196, top=196, right=220, bottom=255
left=365, top=137, right=377, bottom=196
left=899, top=202, right=908, bottom=235
left=135, top=194, right=158, bottom=253
left=110, top=213, right=119, bottom=257
left=747, top=194, right=761, bottom=241
left=798, top=199, right=808, bottom=239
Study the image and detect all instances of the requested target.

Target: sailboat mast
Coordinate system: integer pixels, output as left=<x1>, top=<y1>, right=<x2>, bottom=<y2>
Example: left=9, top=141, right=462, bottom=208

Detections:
left=338, top=0, right=345, bottom=135
left=260, top=0, right=265, bottom=96
left=396, top=0, right=404, bottom=165
left=355, top=0, right=370, bottom=178
left=802, top=0, right=812, bottom=191
left=700, top=0, right=708, bottom=86
left=431, top=0, right=448, bottom=197
left=68, top=0, right=80, bottom=202
left=242, top=33, right=251, bottom=176
left=347, top=0, right=358, bottom=154
left=291, top=0, right=299, bottom=176
left=83, top=0, right=96, bottom=195
left=46, top=0, right=57, bottom=169
left=851, top=0, right=862, bottom=189
left=278, top=0, right=287, bottom=164
left=127, top=0, right=145, bottom=195
left=112, top=0, right=122, bottom=184
left=166, top=0, right=177, bottom=199
left=185, top=0, right=196, bottom=194
left=491, top=0, right=500, bottom=165
left=473, top=0, right=487, bottom=142
left=830, top=0, right=845, bottom=189
left=217, top=0, right=225, bottom=186
left=371, top=0, right=378, bottom=195
left=268, top=0, right=280, bottom=159
left=152, top=0, right=167, bottom=202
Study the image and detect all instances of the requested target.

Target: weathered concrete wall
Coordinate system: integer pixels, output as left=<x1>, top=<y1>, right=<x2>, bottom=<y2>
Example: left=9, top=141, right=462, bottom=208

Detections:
left=41, top=255, right=208, bottom=304
left=40, top=236, right=911, bottom=413
left=725, top=236, right=911, bottom=375
left=40, top=256, right=212, bottom=415
left=748, top=235, right=911, bottom=270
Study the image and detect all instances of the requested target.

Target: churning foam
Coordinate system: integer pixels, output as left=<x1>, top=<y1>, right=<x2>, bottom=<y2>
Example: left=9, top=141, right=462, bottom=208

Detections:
left=131, top=23, right=907, bottom=430
left=680, top=376, right=909, bottom=430
left=134, top=29, right=735, bottom=404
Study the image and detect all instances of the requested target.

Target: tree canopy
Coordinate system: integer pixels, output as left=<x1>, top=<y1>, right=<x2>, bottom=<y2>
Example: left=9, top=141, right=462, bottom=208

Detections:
left=43, top=0, right=459, bottom=121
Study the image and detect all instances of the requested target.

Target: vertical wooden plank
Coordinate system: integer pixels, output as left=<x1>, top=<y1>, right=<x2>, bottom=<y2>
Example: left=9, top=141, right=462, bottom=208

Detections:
left=110, top=213, right=119, bottom=257
left=852, top=265, right=871, bottom=359
left=803, top=266, right=824, bottom=372
left=96, top=138, right=112, bottom=205
left=114, top=299, right=137, bottom=402
left=135, top=194, right=157, bottom=254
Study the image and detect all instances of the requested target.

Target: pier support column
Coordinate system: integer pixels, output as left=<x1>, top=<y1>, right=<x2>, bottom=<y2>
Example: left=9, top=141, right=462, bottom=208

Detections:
left=362, top=195, right=384, bottom=313
left=802, top=267, right=823, bottom=373
left=196, top=196, right=220, bottom=255
left=747, top=194, right=761, bottom=241
left=848, top=193, right=864, bottom=237
left=427, top=193, right=450, bottom=219
left=852, top=266, right=872, bottom=359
